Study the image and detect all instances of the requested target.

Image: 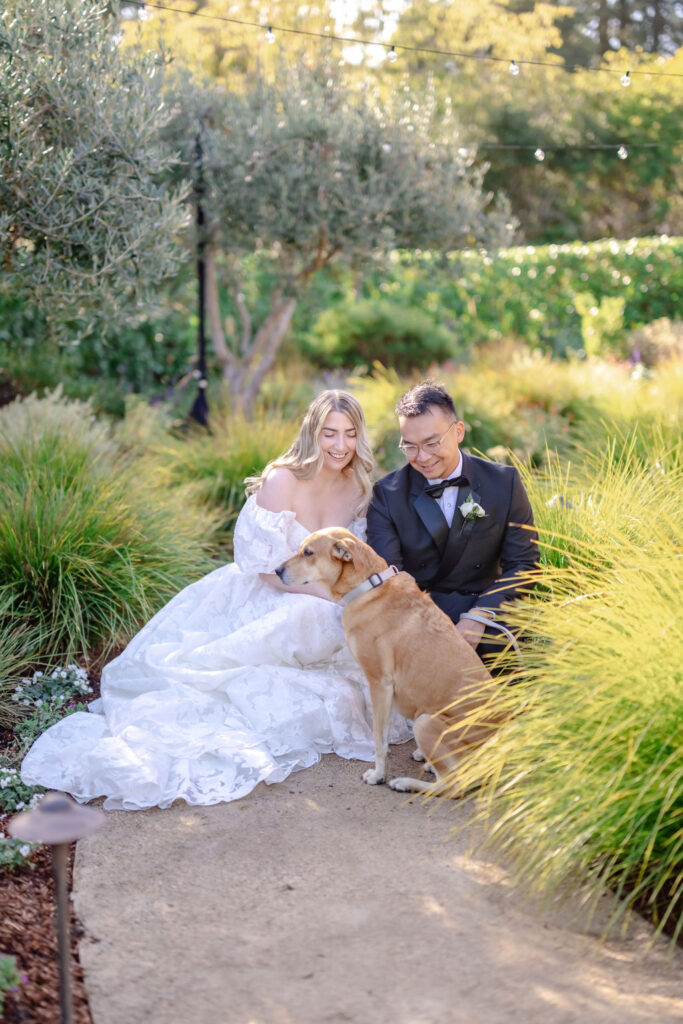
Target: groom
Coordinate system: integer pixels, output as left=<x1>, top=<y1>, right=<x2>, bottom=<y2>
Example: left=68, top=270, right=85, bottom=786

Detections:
left=366, top=379, right=539, bottom=662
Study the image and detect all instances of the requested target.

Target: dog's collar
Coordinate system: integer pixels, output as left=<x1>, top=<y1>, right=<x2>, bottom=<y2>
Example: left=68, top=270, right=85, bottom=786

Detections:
left=341, top=565, right=400, bottom=606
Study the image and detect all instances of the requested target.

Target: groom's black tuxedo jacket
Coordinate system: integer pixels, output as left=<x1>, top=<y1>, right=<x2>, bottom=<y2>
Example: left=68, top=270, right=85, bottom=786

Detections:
left=366, top=452, right=538, bottom=622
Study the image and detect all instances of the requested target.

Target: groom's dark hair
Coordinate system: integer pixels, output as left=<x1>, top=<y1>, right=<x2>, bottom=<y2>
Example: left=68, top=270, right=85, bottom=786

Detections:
left=395, top=379, right=459, bottom=420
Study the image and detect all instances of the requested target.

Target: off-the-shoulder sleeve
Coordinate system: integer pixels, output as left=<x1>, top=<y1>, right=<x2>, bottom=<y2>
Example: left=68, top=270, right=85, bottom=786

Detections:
left=233, top=495, right=306, bottom=575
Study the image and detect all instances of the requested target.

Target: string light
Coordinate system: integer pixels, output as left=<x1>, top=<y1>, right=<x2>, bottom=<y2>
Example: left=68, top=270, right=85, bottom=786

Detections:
left=534, top=147, right=545, bottom=161
left=620, top=70, right=631, bottom=87
left=618, top=144, right=628, bottom=159
left=121, top=2, right=683, bottom=80
left=265, top=25, right=275, bottom=44
left=387, top=45, right=398, bottom=63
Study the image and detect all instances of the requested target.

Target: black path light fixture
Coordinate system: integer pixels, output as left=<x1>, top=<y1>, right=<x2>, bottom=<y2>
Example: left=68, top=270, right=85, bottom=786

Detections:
left=9, top=791, right=105, bottom=1024
left=188, top=125, right=210, bottom=428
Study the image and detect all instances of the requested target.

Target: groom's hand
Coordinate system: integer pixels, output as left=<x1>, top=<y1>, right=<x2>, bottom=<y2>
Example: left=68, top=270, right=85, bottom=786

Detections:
left=456, top=617, right=486, bottom=649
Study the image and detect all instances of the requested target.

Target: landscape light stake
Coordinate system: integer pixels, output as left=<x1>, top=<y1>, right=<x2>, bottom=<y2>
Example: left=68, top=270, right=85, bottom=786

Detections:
left=9, top=791, right=105, bottom=1024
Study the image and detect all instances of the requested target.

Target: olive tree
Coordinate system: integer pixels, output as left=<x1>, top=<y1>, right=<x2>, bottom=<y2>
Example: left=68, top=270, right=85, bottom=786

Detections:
left=0, top=0, right=189, bottom=339
left=168, top=65, right=515, bottom=411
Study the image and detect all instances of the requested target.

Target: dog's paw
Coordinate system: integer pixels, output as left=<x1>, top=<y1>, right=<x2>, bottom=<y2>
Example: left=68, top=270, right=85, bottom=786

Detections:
left=388, top=776, right=418, bottom=793
left=412, top=748, right=426, bottom=763
left=362, top=768, right=386, bottom=786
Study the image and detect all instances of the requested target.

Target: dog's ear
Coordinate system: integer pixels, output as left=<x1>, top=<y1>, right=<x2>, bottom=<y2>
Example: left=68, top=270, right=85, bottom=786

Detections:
left=332, top=541, right=353, bottom=563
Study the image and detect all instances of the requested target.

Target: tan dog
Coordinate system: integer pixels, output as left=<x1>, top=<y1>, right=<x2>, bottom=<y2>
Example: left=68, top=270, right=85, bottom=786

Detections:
left=276, top=527, right=501, bottom=793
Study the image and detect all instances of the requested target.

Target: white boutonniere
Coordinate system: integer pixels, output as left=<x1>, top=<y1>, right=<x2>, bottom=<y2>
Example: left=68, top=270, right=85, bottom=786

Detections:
left=459, top=492, right=486, bottom=521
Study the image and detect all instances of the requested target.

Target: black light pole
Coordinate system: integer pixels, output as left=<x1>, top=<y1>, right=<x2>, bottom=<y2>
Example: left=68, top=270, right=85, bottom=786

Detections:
left=189, top=128, right=209, bottom=427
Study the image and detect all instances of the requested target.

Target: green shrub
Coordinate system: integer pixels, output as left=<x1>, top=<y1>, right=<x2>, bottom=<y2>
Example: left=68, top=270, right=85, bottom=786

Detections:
left=0, top=391, right=217, bottom=659
left=0, top=278, right=198, bottom=418
left=303, top=299, right=456, bottom=371
left=293, top=235, right=682, bottom=363
left=438, top=435, right=683, bottom=941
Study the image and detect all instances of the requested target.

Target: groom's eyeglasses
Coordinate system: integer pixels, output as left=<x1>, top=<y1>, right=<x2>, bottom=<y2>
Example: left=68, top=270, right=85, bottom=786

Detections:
left=398, top=421, right=456, bottom=460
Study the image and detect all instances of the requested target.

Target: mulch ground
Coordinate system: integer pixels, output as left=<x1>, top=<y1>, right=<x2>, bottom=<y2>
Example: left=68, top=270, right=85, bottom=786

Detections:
left=0, top=845, right=92, bottom=1023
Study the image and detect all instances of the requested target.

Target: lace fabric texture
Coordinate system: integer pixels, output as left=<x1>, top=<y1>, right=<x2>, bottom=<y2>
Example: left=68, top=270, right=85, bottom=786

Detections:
left=21, top=496, right=411, bottom=810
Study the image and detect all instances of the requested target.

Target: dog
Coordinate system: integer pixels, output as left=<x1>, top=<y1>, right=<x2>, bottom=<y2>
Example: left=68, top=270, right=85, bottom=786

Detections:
left=276, top=527, right=502, bottom=794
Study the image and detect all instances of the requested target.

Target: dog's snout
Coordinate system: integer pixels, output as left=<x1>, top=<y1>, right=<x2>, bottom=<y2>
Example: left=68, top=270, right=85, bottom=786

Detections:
left=274, top=565, right=285, bottom=579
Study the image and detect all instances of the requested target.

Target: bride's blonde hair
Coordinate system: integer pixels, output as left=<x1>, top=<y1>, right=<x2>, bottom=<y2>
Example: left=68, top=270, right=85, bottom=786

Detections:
left=245, top=390, right=374, bottom=513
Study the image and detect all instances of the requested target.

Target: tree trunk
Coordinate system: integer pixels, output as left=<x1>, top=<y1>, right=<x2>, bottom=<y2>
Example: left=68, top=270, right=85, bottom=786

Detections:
left=205, top=242, right=236, bottom=375
left=651, top=0, right=663, bottom=51
left=619, top=0, right=629, bottom=42
left=236, top=295, right=297, bottom=415
left=598, top=0, right=609, bottom=54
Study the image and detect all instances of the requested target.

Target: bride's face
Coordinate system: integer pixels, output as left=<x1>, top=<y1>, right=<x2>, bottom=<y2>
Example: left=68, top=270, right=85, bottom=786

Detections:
left=319, top=410, right=357, bottom=472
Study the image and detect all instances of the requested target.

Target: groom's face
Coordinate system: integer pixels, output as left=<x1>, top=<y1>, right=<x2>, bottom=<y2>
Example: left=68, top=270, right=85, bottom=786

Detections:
left=398, top=405, right=465, bottom=480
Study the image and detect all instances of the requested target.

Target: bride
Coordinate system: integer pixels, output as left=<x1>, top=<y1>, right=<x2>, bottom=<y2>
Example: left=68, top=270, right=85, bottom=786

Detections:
left=21, top=390, right=411, bottom=810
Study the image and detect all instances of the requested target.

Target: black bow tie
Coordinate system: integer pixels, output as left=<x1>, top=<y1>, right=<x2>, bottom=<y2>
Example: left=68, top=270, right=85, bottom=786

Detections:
left=424, top=475, right=469, bottom=499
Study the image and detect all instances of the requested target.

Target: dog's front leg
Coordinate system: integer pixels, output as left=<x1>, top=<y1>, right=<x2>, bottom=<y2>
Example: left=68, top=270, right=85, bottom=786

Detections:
left=362, top=681, right=394, bottom=786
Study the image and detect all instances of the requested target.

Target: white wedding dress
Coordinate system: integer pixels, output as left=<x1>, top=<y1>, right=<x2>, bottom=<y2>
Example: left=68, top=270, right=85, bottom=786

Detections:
left=21, top=496, right=411, bottom=810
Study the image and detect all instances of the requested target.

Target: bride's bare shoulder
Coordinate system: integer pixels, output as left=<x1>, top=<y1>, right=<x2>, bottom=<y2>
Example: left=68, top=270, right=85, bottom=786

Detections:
left=256, top=466, right=298, bottom=513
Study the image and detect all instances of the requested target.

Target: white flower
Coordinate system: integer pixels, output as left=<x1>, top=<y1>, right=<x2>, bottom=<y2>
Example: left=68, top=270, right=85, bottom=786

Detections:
left=15, top=801, right=25, bottom=810
left=459, top=492, right=487, bottom=521
left=0, top=778, right=10, bottom=788
left=19, top=845, right=31, bottom=857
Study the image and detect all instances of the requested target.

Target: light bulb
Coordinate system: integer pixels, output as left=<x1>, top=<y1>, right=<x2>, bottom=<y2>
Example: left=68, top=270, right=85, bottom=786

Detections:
left=265, top=26, right=275, bottom=44
left=387, top=46, right=398, bottom=63
left=620, top=70, right=631, bottom=87
left=617, top=144, right=628, bottom=160
left=509, top=60, right=520, bottom=76
left=534, top=147, right=545, bottom=162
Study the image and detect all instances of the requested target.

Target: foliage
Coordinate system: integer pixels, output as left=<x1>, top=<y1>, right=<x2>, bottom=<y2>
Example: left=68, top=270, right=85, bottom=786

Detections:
left=122, top=0, right=335, bottom=84
left=0, top=0, right=189, bottom=339
left=163, top=60, right=514, bottom=409
left=0, top=390, right=217, bottom=659
left=0, top=287, right=199, bottom=418
left=573, top=292, right=625, bottom=356
left=11, top=664, right=92, bottom=711
left=436, top=433, right=683, bottom=941
left=356, top=345, right=683, bottom=479
left=0, top=767, right=43, bottom=816
left=0, top=595, right=50, bottom=728
left=0, top=660, right=97, bottom=874
left=357, top=235, right=682, bottom=358
left=303, top=299, right=456, bottom=371
left=0, top=839, right=37, bottom=872
left=475, top=50, right=683, bottom=243
left=0, top=954, right=26, bottom=1011
left=387, top=3, right=683, bottom=241
left=150, top=404, right=300, bottom=555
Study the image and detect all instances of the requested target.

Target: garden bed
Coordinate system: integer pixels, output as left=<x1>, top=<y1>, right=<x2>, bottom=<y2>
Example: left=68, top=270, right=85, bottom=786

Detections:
left=0, top=844, right=92, bottom=1024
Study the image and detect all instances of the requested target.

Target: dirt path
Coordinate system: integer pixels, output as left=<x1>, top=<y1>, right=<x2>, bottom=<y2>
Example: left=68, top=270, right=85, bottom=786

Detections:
left=73, top=743, right=683, bottom=1024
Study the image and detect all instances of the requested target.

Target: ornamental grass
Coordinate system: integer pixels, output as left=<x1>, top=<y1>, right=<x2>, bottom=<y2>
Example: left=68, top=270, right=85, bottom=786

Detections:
left=148, top=404, right=300, bottom=555
left=0, top=391, right=218, bottom=669
left=0, top=596, right=50, bottom=729
left=436, top=431, right=683, bottom=941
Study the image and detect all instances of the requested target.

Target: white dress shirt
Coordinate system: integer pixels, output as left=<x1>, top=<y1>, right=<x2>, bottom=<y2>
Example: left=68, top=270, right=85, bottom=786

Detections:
left=431, top=454, right=465, bottom=528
